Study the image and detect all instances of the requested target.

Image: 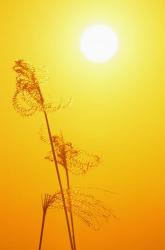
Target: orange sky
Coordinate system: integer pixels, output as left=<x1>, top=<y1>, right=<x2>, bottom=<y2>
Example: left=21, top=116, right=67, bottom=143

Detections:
left=1, top=0, right=165, bottom=249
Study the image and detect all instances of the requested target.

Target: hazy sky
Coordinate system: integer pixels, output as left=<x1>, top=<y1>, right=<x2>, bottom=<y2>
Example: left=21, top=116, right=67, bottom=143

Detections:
left=1, top=0, right=165, bottom=249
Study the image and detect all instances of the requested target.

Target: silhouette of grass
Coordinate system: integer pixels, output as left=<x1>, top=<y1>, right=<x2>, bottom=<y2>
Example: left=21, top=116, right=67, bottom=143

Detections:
left=12, top=59, right=74, bottom=250
left=12, top=59, right=115, bottom=250
left=43, top=188, right=115, bottom=230
left=44, top=133, right=101, bottom=249
left=38, top=194, right=55, bottom=250
left=44, top=133, right=101, bottom=175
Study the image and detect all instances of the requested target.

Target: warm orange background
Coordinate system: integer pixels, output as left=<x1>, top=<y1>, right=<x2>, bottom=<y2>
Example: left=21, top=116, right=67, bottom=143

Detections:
left=1, top=0, right=165, bottom=249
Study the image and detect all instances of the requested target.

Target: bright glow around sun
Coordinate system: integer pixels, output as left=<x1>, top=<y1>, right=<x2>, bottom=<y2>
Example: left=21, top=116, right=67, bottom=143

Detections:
left=80, top=25, right=119, bottom=63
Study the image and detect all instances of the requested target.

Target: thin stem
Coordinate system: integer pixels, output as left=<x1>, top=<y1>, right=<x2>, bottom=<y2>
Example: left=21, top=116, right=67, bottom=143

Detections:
left=38, top=211, right=46, bottom=250
left=43, top=110, right=74, bottom=250
left=65, top=165, right=77, bottom=250
left=37, top=86, right=74, bottom=250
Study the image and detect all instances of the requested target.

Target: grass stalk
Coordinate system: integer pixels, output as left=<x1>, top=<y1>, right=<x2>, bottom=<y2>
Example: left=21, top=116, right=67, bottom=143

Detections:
left=43, top=110, right=74, bottom=250
left=38, top=210, right=46, bottom=250
left=37, top=86, right=74, bottom=250
left=13, top=61, right=75, bottom=250
left=65, top=165, right=77, bottom=250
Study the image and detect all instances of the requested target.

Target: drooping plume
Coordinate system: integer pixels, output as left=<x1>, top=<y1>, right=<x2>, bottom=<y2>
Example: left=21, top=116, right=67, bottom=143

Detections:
left=44, top=188, right=114, bottom=230
left=12, top=59, right=71, bottom=116
left=44, top=134, right=101, bottom=175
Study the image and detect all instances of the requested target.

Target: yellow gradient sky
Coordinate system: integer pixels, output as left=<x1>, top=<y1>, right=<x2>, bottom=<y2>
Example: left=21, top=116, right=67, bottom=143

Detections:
left=1, top=0, right=165, bottom=249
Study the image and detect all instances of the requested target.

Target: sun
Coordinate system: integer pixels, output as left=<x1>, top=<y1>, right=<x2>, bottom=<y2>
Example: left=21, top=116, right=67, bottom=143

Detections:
left=80, top=24, right=119, bottom=63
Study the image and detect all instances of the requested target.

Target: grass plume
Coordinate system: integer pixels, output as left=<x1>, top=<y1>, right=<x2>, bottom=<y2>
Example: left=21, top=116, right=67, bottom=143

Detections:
left=13, top=59, right=74, bottom=250
left=12, top=59, right=115, bottom=250
left=42, top=188, right=114, bottom=231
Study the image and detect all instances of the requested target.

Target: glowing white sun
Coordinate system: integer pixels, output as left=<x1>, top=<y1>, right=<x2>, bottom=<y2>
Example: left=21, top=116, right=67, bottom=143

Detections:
left=80, top=25, right=119, bottom=63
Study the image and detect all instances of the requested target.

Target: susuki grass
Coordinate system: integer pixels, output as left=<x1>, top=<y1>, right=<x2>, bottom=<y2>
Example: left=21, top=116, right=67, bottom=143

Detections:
left=38, top=194, right=55, bottom=250
left=44, top=133, right=100, bottom=250
left=13, top=59, right=74, bottom=250
left=12, top=59, right=115, bottom=250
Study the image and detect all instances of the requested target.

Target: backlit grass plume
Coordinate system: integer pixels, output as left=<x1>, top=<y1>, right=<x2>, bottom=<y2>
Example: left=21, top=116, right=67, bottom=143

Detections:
left=44, top=134, right=101, bottom=175
left=38, top=194, right=56, bottom=250
left=50, top=188, right=114, bottom=230
left=38, top=188, right=114, bottom=250
left=12, top=59, right=115, bottom=250
left=13, top=59, right=71, bottom=116
left=13, top=59, right=74, bottom=250
left=43, top=133, right=101, bottom=250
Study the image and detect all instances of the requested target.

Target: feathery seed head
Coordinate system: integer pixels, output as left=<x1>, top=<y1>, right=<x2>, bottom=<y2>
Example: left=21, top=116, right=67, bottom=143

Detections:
left=43, top=188, right=114, bottom=230
left=45, top=134, right=101, bottom=175
left=12, top=60, right=72, bottom=117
